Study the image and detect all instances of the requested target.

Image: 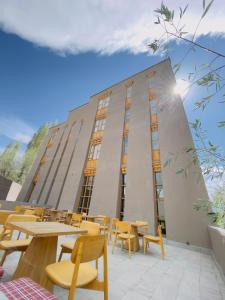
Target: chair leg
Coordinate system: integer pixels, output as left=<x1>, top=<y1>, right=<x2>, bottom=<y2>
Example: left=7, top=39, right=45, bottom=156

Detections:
left=160, top=241, right=165, bottom=259
left=58, top=248, right=64, bottom=262
left=128, top=239, right=131, bottom=258
left=0, top=250, right=8, bottom=266
left=144, top=239, right=147, bottom=254
left=112, top=236, right=117, bottom=254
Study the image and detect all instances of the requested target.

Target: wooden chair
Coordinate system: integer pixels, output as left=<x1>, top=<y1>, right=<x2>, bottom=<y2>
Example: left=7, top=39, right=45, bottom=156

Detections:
left=58, top=221, right=100, bottom=261
left=33, top=207, right=45, bottom=221
left=112, top=221, right=135, bottom=258
left=143, top=225, right=165, bottom=259
left=46, top=234, right=108, bottom=300
left=109, top=218, right=119, bottom=240
left=98, top=216, right=110, bottom=236
left=70, top=213, right=82, bottom=227
left=0, top=214, right=38, bottom=266
left=24, top=209, right=36, bottom=215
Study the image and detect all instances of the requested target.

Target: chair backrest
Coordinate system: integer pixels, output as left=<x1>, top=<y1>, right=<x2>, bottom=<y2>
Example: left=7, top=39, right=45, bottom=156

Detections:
left=116, top=221, right=131, bottom=233
left=71, top=234, right=106, bottom=264
left=111, top=218, right=119, bottom=227
left=6, top=214, right=38, bottom=224
left=72, top=213, right=82, bottom=222
left=157, top=225, right=163, bottom=240
left=24, top=209, right=36, bottom=215
left=15, top=206, right=23, bottom=213
left=34, top=207, right=45, bottom=217
left=80, top=221, right=100, bottom=235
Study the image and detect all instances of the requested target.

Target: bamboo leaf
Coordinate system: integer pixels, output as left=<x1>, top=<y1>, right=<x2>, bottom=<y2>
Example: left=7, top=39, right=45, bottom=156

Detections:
left=201, top=0, right=214, bottom=19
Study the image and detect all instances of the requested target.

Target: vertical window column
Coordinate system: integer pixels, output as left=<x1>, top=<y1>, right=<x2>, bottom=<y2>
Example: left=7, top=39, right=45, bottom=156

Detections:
left=120, top=82, right=132, bottom=220
left=78, top=92, right=111, bottom=214
left=149, top=75, right=166, bottom=234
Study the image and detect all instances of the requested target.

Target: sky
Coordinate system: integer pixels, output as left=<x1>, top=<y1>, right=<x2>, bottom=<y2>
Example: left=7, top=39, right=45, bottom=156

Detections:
left=0, top=0, right=224, bottom=191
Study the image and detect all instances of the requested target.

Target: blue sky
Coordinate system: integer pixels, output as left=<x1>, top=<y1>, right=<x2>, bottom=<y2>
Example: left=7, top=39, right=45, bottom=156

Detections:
left=0, top=0, right=224, bottom=168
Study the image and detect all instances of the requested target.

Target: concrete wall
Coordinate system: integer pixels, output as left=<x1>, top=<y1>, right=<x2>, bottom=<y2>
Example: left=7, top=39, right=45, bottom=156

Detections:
left=89, top=87, right=125, bottom=217
left=209, top=226, right=225, bottom=277
left=124, top=73, right=156, bottom=232
left=58, top=101, right=98, bottom=210
left=155, top=60, right=210, bottom=247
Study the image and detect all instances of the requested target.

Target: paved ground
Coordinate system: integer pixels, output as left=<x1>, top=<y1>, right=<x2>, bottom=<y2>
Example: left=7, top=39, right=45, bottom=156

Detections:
left=1, top=234, right=225, bottom=300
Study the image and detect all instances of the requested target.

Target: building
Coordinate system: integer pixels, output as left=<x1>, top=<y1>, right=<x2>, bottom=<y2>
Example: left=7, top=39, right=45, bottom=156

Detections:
left=17, top=58, right=209, bottom=247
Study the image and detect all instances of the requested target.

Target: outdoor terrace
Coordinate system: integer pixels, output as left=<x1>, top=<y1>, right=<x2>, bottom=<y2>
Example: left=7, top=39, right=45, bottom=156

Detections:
left=2, top=233, right=225, bottom=300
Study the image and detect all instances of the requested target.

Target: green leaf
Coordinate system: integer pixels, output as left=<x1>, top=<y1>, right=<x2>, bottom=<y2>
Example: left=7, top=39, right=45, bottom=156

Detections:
left=218, top=121, right=225, bottom=128
left=203, top=0, right=206, bottom=9
left=201, top=0, right=214, bottom=19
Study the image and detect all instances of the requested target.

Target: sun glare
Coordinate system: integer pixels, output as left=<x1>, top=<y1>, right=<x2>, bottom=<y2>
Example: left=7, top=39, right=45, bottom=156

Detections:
left=173, top=79, right=189, bottom=97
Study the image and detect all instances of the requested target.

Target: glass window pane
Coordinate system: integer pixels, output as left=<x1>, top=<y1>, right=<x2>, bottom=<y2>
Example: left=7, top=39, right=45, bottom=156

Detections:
left=155, top=172, right=162, bottom=185
left=150, top=100, right=157, bottom=114
left=123, top=137, right=128, bottom=154
left=127, top=86, right=132, bottom=98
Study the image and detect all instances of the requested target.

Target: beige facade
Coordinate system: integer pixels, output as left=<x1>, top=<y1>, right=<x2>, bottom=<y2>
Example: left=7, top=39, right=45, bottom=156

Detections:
left=17, top=58, right=210, bottom=247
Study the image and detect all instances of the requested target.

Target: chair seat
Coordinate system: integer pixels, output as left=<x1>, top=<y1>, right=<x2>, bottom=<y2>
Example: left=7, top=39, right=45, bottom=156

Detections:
left=46, top=260, right=98, bottom=289
left=144, top=235, right=160, bottom=242
left=118, top=233, right=135, bottom=239
left=0, top=239, right=31, bottom=250
left=61, top=240, right=75, bottom=250
left=0, top=277, right=58, bottom=300
left=100, top=225, right=109, bottom=230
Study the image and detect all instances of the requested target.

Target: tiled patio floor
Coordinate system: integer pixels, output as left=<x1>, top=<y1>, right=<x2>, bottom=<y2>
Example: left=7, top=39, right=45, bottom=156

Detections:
left=1, top=234, right=225, bottom=300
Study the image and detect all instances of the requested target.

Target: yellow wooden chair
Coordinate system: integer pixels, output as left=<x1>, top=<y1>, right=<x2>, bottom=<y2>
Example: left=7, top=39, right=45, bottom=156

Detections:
left=33, top=207, right=45, bottom=221
left=46, top=234, right=108, bottom=300
left=109, top=218, right=119, bottom=240
left=70, top=213, right=82, bottom=227
left=58, top=221, right=100, bottom=261
left=24, top=209, right=36, bottom=215
left=98, top=216, right=110, bottom=236
left=112, top=221, right=135, bottom=258
left=0, top=214, right=38, bottom=266
left=143, top=225, right=165, bottom=259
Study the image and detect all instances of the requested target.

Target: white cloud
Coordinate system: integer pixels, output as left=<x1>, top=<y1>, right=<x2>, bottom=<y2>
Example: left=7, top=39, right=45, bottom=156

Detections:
left=0, top=115, right=35, bottom=144
left=0, top=0, right=224, bottom=55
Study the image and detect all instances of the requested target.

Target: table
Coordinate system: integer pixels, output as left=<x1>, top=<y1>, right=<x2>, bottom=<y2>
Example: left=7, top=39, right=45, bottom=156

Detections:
left=7, top=222, right=87, bottom=291
left=126, top=222, right=148, bottom=252
left=0, top=210, right=16, bottom=225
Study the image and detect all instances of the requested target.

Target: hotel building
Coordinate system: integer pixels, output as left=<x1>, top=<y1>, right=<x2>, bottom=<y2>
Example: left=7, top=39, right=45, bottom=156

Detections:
left=17, top=59, right=209, bottom=247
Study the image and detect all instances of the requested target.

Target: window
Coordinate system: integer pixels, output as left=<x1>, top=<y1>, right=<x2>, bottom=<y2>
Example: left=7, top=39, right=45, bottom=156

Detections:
left=123, top=137, right=128, bottom=154
left=98, top=97, right=110, bottom=109
left=148, top=77, right=154, bottom=88
left=125, top=108, right=131, bottom=121
left=151, top=131, right=159, bottom=149
left=88, top=144, right=101, bottom=160
left=78, top=176, right=95, bottom=214
left=94, top=119, right=106, bottom=132
left=155, top=172, right=163, bottom=186
left=127, top=86, right=132, bottom=98
left=120, top=174, right=127, bottom=220
left=150, top=99, right=157, bottom=114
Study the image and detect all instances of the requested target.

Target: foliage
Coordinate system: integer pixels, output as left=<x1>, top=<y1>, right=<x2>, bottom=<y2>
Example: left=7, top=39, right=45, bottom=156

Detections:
left=0, top=142, right=20, bottom=181
left=194, top=184, right=225, bottom=228
left=0, top=123, right=50, bottom=184
left=17, top=123, right=50, bottom=184
left=150, top=0, right=225, bottom=180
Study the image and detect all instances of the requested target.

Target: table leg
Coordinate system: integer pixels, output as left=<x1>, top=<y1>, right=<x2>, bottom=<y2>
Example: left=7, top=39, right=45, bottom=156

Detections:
left=124, top=226, right=140, bottom=252
left=13, top=236, right=58, bottom=292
